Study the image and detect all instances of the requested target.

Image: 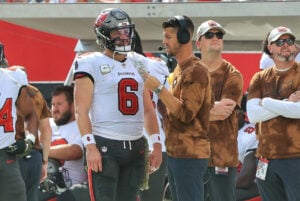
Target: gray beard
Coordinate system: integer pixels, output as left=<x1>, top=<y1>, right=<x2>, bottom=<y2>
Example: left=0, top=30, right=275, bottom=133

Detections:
left=275, top=52, right=294, bottom=62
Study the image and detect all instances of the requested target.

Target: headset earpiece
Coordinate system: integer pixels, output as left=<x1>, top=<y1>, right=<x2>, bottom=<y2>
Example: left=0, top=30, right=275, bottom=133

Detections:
left=174, top=16, right=190, bottom=44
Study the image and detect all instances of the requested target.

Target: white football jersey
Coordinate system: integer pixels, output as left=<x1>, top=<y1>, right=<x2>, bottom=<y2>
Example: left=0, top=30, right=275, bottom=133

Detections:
left=75, top=51, right=153, bottom=141
left=237, top=123, right=258, bottom=164
left=49, top=118, right=87, bottom=186
left=142, top=58, right=170, bottom=151
left=0, top=68, right=28, bottom=148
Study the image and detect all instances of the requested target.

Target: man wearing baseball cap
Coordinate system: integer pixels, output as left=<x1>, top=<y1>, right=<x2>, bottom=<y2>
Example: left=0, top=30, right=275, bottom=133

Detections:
left=247, top=26, right=300, bottom=201
left=196, top=20, right=226, bottom=41
left=195, top=20, right=244, bottom=201
left=259, top=27, right=300, bottom=70
left=267, top=26, right=295, bottom=45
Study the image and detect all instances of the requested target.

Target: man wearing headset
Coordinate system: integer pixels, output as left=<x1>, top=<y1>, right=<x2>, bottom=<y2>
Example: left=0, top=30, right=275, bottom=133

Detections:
left=144, top=15, right=213, bottom=201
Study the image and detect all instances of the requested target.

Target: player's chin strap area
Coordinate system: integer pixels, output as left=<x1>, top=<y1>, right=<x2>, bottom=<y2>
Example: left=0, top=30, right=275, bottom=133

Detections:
left=112, top=36, right=133, bottom=55
left=114, top=45, right=132, bottom=55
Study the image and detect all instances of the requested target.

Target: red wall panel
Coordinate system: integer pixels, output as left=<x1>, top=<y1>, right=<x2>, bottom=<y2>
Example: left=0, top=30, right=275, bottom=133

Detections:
left=223, top=52, right=261, bottom=92
left=0, top=20, right=261, bottom=92
left=0, top=20, right=77, bottom=82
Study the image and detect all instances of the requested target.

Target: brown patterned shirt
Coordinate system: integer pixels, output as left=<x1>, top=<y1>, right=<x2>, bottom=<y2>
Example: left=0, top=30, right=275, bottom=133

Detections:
left=208, top=60, right=244, bottom=167
left=248, top=63, right=300, bottom=159
left=164, top=56, right=213, bottom=159
left=15, top=84, right=51, bottom=150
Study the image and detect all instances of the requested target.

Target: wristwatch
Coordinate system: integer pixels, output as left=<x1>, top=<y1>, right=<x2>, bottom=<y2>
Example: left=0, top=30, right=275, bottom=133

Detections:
left=154, top=84, right=164, bottom=96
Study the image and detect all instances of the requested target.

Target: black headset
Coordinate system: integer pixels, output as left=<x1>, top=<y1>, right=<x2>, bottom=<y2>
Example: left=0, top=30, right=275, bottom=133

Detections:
left=174, top=15, right=190, bottom=44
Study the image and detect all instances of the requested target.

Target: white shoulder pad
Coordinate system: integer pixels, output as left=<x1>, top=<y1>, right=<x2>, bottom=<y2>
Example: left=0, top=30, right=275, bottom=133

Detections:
left=74, top=52, right=102, bottom=77
left=1, top=67, right=28, bottom=86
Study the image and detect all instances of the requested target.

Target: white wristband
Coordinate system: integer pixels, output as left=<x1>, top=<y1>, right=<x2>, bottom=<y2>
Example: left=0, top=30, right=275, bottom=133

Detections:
left=25, top=133, right=36, bottom=144
left=82, top=134, right=96, bottom=147
left=149, top=134, right=162, bottom=145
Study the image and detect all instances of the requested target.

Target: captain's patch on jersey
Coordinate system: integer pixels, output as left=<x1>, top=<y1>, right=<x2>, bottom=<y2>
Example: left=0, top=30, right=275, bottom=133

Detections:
left=100, top=64, right=111, bottom=74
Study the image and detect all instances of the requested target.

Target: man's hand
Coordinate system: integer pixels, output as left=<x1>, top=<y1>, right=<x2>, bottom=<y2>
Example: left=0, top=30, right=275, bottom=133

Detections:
left=288, top=90, right=300, bottom=102
left=144, top=73, right=161, bottom=91
left=6, top=138, right=34, bottom=156
left=210, top=98, right=236, bottom=120
left=149, top=143, right=162, bottom=174
left=6, top=133, right=35, bottom=157
left=86, top=144, right=102, bottom=173
left=40, top=162, right=48, bottom=183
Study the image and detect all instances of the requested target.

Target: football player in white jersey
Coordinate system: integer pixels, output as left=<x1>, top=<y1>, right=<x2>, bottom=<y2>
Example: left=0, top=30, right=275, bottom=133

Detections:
left=38, top=85, right=88, bottom=201
left=133, top=30, right=170, bottom=201
left=0, top=67, right=39, bottom=201
left=73, top=8, right=162, bottom=201
left=236, top=94, right=259, bottom=201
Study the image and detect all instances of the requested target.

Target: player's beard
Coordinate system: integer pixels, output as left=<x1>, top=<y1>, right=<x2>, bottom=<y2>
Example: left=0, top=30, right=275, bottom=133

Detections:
left=54, top=110, right=72, bottom=126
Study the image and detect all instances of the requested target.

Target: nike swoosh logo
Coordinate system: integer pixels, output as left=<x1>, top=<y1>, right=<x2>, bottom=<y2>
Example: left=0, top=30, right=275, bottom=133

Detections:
left=6, top=159, right=15, bottom=164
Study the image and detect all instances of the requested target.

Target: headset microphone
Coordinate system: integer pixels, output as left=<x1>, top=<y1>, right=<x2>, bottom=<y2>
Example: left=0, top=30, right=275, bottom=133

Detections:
left=158, top=47, right=166, bottom=51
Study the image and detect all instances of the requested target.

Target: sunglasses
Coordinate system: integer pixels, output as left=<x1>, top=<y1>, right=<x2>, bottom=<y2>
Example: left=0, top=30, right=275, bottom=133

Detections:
left=204, top=32, right=224, bottom=39
left=273, top=38, right=295, bottom=47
